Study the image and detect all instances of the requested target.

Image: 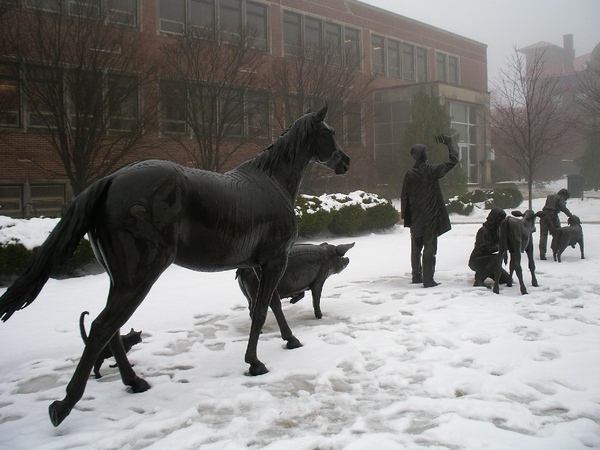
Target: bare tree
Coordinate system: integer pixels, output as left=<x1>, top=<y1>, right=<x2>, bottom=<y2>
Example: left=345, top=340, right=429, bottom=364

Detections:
left=160, top=25, right=267, bottom=172
left=576, top=53, right=600, bottom=121
left=1, top=2, right=158, bottom=195
left=491, top=47, right=576, bottom=208
left=266, top=36, right=374, bottom=191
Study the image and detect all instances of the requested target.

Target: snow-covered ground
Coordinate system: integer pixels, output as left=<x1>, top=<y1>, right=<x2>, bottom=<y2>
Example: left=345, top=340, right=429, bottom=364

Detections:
left=0, top=193, right=599, bottom=449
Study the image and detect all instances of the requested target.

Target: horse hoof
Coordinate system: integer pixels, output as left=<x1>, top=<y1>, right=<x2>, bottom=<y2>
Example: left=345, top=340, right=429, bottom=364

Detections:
left=246, top=362, right=268, bottom=376
left=286, top=337, right=303, bottom=349
left=130, top=376, right=151, bottom=393
left=49, top=400, right=71, bottom=427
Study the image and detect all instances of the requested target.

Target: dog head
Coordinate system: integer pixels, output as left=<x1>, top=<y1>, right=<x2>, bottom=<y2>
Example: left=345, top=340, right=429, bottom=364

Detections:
left=568, top=215, right=581, bottom=226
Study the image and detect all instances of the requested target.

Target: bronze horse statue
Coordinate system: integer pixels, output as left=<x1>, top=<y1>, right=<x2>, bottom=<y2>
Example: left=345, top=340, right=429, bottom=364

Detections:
left=0, top=104, right=349, bottom=427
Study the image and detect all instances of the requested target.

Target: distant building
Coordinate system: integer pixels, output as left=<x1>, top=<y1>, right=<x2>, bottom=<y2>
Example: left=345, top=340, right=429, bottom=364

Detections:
left=0, top=0, right=489, bottom=218
left=494, top=34, right=598, bottom=182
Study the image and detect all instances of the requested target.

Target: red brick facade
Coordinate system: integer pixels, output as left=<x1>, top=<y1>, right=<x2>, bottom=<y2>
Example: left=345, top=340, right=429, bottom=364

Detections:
left=0, top=0, right=489, bottom=217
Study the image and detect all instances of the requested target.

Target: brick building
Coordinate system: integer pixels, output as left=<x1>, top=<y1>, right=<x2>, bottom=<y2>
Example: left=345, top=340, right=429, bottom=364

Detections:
left=0, top=0, right=489, bottom=218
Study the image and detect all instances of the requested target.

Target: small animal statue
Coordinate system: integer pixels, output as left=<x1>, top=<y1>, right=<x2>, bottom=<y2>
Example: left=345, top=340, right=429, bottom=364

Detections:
left=237, top=242, right=355, bottom=321
left=494, top=210, right=543, bottom=295
left=79, top=311, right=142, bottom=379
left=544, top=214, right=584, bottom=262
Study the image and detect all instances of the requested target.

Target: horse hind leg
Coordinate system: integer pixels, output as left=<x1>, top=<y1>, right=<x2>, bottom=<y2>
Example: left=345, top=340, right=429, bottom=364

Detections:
left=48, top=276, right=160, bottom=427
left=269, top=293, right=302, bottom=349
left=511, top=254, right=528, bottom=295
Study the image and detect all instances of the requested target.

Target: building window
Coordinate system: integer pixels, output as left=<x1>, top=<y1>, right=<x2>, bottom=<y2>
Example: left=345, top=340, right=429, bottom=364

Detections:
left=346, top=102, right=362, bottom=145
left=344, top=27, right=360, bottom=69
left=30, top=185, right=65, bottom=213
left=283, top=11, right=301, bottom=56
left=159, top=0, right=267, bottom=50
left=369, top=35, right=427, bottom=81
left=402, top=43, right=415, bottom=80
left=159, top=0, right=185, bottom=35
left=160, top=80, right=269, bottom=138
left=416, top=46, right=428, bottom=82
left=437, top=52, right=459, bottom=84
left=436, top=53, right=446, bottom=82
left=387, top=39, right=401, bottom=78
left=190, top=0, right=215, bottom=34
left=246, top=2, right=268, bottom=51
left=448, top=55, right=459, bottom=84
left=283, top=11, right=360, bottom=69
left=26, top=66, right=58, bottom=128
left=448, top=101, right=478, bottom=183
left=0, top=186, right=23, bottom=216
left=326, top=22, right=342, bottom=66
left=246, top=90, right=269, bottom=137
left=27, top=0, right=138, bottom=26
left=0, top=64, right=21, bottom=128
left=219, top=0, right=241, bottom=43
left=371, top=34, right=385, bottom=75
left=160, top=80, right=188, bottom=134
left=107, top=0, right=138, bottom=25
left=108, top=75, right=138, bottom=131
left=304, top=16, right=322, bottom=51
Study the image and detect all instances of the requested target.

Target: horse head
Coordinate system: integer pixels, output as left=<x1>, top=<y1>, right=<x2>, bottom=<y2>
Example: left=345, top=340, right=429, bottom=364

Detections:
left=311, top=104, right=350, bottom=175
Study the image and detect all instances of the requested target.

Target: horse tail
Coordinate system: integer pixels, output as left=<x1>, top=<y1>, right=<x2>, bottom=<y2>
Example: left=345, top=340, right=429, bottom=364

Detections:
left=0, top=177, right=112, bottom=322
left=79, top=311, right=89, bottom=344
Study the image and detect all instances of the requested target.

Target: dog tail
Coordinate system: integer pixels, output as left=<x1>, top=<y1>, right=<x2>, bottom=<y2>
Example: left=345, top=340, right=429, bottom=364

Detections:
left=0, top=177, right=112, bottom=322
left=79, top=311, right=89, bottom=344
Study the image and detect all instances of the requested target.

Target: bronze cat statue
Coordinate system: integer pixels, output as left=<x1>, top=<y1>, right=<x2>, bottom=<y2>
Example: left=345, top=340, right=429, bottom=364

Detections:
left=79, top=311, right=142, bottom=379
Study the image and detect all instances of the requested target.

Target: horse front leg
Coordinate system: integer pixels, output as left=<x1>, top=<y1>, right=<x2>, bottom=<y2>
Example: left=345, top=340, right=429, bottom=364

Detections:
left=269, top=291, right=302, bottom=349
left=493, top=251, right=505, bottom=294
left=512, top=253, right=528, bottom=295
left=245, top=259, right=287, bottom=376
left=526, top=243, right=538, bottom=287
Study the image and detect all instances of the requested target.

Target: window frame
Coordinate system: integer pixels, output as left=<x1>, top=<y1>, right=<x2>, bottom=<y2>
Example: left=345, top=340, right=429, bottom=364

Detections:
left=159, top=0, right=269, bottom=51
left=282, top=10, right=361, bottom=69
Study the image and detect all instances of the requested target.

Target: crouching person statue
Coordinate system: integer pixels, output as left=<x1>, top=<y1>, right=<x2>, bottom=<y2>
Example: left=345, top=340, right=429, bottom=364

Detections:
left=469, top=207, right=511, bottom=287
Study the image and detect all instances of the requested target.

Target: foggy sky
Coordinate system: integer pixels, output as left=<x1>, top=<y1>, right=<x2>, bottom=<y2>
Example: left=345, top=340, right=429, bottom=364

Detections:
left=360, top=0, right=600, bottom=86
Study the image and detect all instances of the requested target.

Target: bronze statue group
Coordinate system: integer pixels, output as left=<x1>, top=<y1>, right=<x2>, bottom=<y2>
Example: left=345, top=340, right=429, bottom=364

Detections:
left=0, top=106, right=585, bottom=426
left=400, top=136, right=581, bottom=290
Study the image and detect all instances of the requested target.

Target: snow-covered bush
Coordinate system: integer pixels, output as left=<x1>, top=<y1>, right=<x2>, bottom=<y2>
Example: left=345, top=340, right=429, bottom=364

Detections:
left=295, top=191, right=399, bottom=237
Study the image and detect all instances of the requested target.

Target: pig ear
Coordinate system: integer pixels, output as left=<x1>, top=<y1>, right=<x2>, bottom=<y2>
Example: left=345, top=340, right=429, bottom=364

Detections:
left=336, top=242, right=355, bottom=256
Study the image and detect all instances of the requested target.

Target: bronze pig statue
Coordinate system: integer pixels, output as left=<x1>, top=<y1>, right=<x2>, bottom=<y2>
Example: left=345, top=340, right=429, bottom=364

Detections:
left=237, top=242, right=354, bottom=319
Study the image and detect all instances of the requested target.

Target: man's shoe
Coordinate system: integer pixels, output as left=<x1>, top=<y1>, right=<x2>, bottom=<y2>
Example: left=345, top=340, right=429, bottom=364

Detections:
left=423, top=281, right=440, bottom=288
left=540, top=254, right=547, bottom=260
left=411, top=278, right=422, bottom=284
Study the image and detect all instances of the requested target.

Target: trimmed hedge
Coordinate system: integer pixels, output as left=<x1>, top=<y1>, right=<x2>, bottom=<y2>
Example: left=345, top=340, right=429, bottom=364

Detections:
left=0, top=239, right=96, bottom=281
left=446, top=188, right=524, bottom=216
left=295, top=191, right=400, bottom=237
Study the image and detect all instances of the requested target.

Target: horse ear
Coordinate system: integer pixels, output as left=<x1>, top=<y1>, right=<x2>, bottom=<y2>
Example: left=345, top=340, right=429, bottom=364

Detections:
left=305, top=104, right=312, bottom=114
left=316, top=103, right=328, bottom=121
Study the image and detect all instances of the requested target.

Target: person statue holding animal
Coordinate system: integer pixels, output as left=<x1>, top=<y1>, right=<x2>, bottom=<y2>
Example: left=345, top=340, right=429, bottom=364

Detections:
left=401, top=134, right=459, bottom=288
left=539, top=188, right=572, bottom=260
left=469, top=207, right=511, bottom=287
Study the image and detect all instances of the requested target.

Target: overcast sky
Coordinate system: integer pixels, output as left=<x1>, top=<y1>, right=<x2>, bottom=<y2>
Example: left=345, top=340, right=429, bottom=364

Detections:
left=360, top=0, right=600, bottom=85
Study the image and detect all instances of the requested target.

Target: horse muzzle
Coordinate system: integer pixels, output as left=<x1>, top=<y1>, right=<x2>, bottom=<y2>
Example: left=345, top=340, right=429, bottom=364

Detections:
left=325, top=150, right=350, bottom=175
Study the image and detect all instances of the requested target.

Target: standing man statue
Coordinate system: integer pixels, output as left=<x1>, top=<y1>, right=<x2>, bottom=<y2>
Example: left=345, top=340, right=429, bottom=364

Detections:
left=539, top=188, right=572, bottom=260
left=401, top=135, right=459, bottom=287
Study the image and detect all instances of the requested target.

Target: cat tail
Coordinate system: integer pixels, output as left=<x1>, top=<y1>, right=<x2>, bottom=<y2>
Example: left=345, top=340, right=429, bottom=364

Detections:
left=79, top=311, right=90, bottom=344
left=0, top=177, right=113, bottom=322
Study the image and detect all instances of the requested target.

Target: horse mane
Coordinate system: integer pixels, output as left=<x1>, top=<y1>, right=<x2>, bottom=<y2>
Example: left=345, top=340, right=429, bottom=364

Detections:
left=245, top=112, right=315, bottom=175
